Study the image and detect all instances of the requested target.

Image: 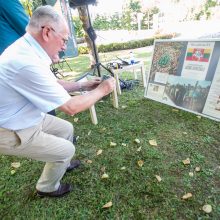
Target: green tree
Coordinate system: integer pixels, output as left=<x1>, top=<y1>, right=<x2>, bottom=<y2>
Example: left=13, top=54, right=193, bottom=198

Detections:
left=72, top=16, right=84, bottom=37
left=93, top=14, right=110, bottom=30
left=141, top=6, right=159, bottom=29
left=31, top=0, right=43, bottom=10
left=93, top=13, right=122, bottom=30
left=195, top=0, right=218, bottom=20
left=129, top=0, right=141, bottom=12
left=110, top=13, right=122, bottom=30
left=121, top=0, right=142, bottom=30
left=20, top=0, right=43, bottom=14
left=121, top=10, right=133, bottom=30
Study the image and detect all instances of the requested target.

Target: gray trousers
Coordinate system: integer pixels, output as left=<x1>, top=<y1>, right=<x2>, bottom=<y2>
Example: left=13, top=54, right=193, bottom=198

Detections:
left=0, top=114, right=75, bottom=192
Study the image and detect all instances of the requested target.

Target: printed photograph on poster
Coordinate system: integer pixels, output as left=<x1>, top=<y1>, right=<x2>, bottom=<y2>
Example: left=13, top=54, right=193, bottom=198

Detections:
left=154, top=72, right=169, bottom=84
left=163, top=75, right=211, bottom=113
left=181, top=42, right=214, bottom=81
left=149, top=42, right=185, bottom=82
left=146, top=83, right=166, bottom=102
left=203, top=57, right=220, bottom=119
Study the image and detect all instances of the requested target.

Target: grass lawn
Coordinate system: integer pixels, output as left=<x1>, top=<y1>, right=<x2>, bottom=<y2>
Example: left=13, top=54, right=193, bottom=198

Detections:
left=0, top=47, right=219, bottom=219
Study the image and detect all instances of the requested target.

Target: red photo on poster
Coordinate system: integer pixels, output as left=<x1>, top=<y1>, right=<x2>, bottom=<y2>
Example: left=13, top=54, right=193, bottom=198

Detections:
left=186, top=48, right=210, bottom=62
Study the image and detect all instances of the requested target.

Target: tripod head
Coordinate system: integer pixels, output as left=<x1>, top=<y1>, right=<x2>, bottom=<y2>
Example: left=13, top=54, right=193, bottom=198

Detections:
left=69, top=0, right=97, bottom=8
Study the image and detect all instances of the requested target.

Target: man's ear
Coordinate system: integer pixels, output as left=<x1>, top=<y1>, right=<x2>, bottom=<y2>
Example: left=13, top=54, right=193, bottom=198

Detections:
left=41, top=26, right=50, bottom=42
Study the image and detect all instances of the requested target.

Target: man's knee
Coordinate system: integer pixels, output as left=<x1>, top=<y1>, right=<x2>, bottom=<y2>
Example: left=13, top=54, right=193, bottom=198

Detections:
left=61, top=141, right=75, bottom=160
left=63, top=120, right=74, bottom=139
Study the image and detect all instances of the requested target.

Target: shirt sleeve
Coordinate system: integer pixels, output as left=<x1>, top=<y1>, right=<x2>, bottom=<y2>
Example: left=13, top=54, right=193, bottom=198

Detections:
left=10, top=63, right=71, bottom=113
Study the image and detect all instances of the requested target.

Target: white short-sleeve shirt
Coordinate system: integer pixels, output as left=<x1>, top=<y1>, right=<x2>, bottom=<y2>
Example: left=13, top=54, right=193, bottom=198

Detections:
left=0, top=33, right=71, bottom=130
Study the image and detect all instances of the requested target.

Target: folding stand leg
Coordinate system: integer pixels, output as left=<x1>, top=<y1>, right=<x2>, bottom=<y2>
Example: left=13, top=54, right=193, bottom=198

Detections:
left=64, top=59, right=73, bottom=71
left=141, top=63, right=147, bottom=87
left=114, top=72, right=122, bottom=95
left=92, top=63, right=119, bottom=109
left=100, top=63, right=119, bottom=108
left=89, top=105, right=98, bottom=125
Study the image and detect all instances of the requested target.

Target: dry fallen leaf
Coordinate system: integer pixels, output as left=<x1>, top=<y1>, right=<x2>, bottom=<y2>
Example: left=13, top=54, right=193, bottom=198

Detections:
left=172, top=108, right=179, bottom=112
left=11, top=170, right=16, bottom=175
left=155, top=175, right=162, bottom=182
left=102, top=201, right=112, bottom=209
left=195, top=167, right=201, bottom=172
left=121, top=105, right=127, bottom=109
left=189, top=172, right=194, bottom=177
left=121, top=143, right=127, bottom=147
left=197, top=115, right=202, bottom=119
left=183, top=132, right=187, bottom=135
left=120, top=166, right=126, bottom=170
left=137, top=146, right=142, bottom=152
left=101, top=166, right=106, bottom=172
left=96, top=149, right=103, bottom=156
left=135, top=139, right=140, bottom=144
left=86, top=160, right=93, bottom=164
left=182, top=193, right=192, bottom=200
left=137, top=160, right=144, bottom=167
left=110, top=142, right=117, bottom=147
left=182, top=158, right=190, bottom=165
left=202, top=204, right=212, bottom=213
left=73, top=117, right=79, bottom=122
left=149, top=139, right=157, bottom=146
left=11, top=162, right=21, bottom=169
left=101, top=173, right=109, bottom=179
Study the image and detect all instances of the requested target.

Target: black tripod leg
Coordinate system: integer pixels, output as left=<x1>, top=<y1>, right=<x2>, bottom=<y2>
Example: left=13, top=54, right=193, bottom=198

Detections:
left=64, top=59, right=73, bottom=71
left=92, top=64, right=98, bottom=76
left=99, top=63, right=115, bottom=77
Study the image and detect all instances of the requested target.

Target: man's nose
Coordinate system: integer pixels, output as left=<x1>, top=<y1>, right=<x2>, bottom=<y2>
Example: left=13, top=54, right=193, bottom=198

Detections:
left=61, top=44, right=67, bottom=51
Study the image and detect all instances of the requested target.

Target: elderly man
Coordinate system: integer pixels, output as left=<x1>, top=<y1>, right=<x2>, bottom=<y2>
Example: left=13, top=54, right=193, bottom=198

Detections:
left=0, top=6, right=115, bottom=198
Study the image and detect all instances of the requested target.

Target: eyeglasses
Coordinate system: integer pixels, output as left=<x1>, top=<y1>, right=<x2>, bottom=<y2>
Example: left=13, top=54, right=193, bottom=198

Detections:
left=41, top=26, right=69, bottom=46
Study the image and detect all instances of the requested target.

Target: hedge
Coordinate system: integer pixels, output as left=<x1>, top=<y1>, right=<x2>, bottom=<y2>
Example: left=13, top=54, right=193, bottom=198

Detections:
left=78, top=34, right=174, bottom=54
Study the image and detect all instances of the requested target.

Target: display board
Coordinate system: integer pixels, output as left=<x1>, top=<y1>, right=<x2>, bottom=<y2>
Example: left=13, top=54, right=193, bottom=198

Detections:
left=144, top=39, right=220, bottom=121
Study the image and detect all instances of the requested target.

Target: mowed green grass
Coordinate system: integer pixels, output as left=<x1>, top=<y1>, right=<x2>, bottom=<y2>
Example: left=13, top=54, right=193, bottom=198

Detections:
left=0, top=47, right=219, bottom=219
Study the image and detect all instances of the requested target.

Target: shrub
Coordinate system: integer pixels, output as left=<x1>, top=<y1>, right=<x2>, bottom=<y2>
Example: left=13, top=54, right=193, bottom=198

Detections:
left=78, top=34, right=173, bottom=54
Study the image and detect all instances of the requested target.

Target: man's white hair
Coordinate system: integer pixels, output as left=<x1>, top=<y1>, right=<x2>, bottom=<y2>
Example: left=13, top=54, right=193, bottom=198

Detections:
left=26, top=5, right=65, bottom=34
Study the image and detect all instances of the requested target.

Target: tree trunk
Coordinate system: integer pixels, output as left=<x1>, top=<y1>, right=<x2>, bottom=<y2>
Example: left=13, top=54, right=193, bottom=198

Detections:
left=77, top=6, right=98, bottom=68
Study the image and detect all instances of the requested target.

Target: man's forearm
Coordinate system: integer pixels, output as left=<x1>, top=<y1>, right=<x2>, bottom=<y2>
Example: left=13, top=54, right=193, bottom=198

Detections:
left=58, top=79, right=82, bottom=92
left=58, top=88, right=104, bottom=115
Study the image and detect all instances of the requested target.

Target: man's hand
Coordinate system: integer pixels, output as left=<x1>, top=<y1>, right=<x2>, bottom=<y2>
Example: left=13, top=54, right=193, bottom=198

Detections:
left=83, top=77, right=102, bottom=91
left=97, top=77, right=116, bottom=96
left=52, top=54, right=60, bottom=64
left=59, top=77, right=116, bottom=115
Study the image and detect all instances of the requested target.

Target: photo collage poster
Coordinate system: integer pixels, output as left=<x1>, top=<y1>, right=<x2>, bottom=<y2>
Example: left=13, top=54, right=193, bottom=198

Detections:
left=144, top=40, right=220, bottom=121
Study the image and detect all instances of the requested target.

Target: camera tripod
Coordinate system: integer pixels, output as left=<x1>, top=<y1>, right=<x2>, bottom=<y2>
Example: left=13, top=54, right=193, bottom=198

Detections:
left=85, top=5, right=114, bottom=78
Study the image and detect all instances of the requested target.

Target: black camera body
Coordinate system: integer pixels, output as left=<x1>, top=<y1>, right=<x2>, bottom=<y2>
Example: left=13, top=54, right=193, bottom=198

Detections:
left=69, top=0, right=97, bottom=7
left=101, top=75, right=111, bottom=81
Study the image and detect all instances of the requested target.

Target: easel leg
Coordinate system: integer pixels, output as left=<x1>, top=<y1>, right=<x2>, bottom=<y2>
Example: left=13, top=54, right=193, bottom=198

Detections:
left=115, top=72, right=122, bottom=95
left=89, top=105, right=98, bottom=125
left=112, top=86, right=119, bottom=108
left=141, top=64, right=147, bottom=87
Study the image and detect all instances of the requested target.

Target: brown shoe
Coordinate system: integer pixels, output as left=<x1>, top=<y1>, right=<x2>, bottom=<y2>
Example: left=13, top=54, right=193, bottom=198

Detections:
left=66, top=160, right=81, bottom=172
left=37, top=183, right=72, bottom=198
